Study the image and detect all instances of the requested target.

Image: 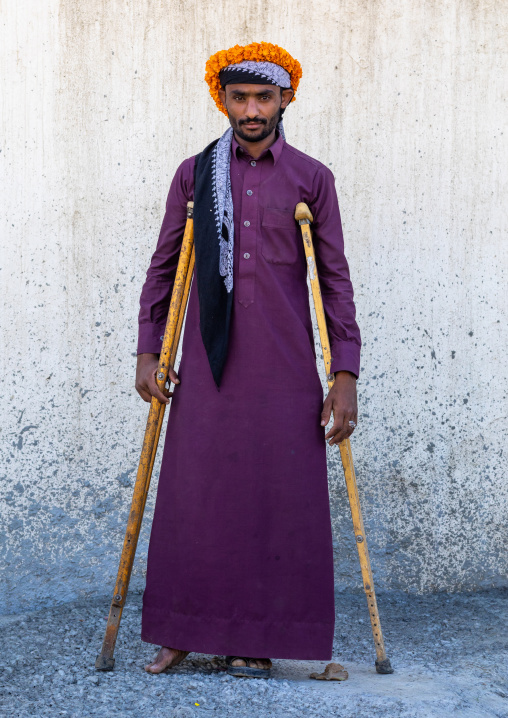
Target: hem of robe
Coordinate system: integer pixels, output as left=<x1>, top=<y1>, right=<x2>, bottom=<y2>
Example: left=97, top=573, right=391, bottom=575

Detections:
left=141, top=609, right=334, bottom=660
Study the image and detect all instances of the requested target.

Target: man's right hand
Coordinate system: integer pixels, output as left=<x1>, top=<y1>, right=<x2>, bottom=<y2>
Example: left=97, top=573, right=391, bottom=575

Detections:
left=135, top=353, right=180, bottom=404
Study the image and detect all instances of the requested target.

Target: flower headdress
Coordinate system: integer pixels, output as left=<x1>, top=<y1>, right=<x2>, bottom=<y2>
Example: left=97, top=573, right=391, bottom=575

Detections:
left=205, top=42, right=302, bottom=116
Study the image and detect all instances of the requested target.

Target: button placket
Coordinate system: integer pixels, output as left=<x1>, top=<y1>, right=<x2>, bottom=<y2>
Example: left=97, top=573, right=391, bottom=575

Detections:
left=238, top=159, right=261, bottom=307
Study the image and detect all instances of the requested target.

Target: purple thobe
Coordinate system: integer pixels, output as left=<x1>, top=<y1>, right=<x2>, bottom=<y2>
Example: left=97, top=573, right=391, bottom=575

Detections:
left=138, top=133, right=361, bottom=660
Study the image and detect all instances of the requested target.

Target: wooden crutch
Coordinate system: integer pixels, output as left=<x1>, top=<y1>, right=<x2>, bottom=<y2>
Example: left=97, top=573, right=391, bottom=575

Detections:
left=95, top=201, right=195, bottom=671
left=295, top=202, right=393, bottom=675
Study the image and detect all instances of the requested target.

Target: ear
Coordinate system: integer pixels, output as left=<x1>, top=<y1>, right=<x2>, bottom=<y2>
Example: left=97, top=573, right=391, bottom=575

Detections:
left=218, top=88, right=227, bottom=110
left=281, top=88, right=294, bottom=109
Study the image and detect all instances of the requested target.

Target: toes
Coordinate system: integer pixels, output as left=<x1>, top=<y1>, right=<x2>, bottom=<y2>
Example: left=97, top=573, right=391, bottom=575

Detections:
left=231, top=658, right=247, bottom=667
left=146, top=661, right=166, bottom=674
left=247, top=658, right=271, bottom=670
left=145, top=649, right=189, bottom=673
left=259, top=658, right=272, bottom=669
left=147, top=648, right=170, bottom=671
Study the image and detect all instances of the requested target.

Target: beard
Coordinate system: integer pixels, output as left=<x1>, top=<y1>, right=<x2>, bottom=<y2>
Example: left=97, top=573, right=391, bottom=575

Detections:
left=229, top=109, right=280, bottom=143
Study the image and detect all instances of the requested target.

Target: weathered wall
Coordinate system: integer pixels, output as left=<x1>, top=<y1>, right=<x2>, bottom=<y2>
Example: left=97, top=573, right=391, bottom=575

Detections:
left=1, top=0, right=507, bottom=614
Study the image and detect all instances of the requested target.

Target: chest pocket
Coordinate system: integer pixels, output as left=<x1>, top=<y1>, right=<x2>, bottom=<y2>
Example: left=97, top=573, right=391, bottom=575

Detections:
left=261, top=207, right=299, bottom=265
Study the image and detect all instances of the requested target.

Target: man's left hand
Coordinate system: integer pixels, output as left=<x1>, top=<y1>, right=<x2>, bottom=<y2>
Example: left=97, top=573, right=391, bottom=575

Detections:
left=320, top=371, right=358, bottom=446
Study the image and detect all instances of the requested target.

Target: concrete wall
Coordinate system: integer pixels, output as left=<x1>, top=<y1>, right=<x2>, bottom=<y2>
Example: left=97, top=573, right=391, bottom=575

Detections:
left=1, top=0, right=507, bottom=614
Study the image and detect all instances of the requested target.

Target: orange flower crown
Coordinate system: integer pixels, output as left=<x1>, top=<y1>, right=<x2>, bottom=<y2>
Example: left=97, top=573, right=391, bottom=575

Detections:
left=205, top=42, right=302, bottom=116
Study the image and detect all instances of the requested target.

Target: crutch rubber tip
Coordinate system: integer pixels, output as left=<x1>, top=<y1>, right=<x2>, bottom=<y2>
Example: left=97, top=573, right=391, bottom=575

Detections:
left=95, top=655, right=115, bottom=672
left=375, top=658, right=394, bottom=674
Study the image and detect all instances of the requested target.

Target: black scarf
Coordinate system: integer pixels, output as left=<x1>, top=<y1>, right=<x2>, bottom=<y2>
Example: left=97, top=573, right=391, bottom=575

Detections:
left=193, top=137, right=234, bottom=387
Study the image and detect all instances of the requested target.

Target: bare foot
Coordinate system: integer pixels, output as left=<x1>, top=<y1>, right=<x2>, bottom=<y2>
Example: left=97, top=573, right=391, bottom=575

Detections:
left=230, top=657, right=272, bottom=670
left=144, top=646, right=190, bottom=674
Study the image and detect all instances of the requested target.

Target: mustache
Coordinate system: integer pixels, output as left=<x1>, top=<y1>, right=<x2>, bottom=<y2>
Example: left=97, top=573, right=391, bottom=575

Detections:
left=239, top=117, right=267, bottom=125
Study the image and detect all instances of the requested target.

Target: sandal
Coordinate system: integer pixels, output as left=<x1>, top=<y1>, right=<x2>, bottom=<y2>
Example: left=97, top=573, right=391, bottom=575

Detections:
left=225, top=656, right=272, bottom=679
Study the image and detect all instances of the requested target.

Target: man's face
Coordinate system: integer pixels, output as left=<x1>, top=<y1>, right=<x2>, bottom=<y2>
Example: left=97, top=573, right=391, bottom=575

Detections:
left=218, top=84, right=294, bottom=143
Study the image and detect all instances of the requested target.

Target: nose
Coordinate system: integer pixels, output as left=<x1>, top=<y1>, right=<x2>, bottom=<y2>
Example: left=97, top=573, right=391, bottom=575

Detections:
left=245, top=96, right=260, bottom=118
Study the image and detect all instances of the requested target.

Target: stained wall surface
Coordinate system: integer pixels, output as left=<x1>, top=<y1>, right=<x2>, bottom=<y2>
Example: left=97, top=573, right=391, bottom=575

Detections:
left=1, top=0, right=507, bottom=613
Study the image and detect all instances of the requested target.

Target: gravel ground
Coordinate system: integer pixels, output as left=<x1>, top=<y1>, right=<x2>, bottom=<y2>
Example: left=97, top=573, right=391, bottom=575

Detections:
left=0, top=589, right=507, bottom=718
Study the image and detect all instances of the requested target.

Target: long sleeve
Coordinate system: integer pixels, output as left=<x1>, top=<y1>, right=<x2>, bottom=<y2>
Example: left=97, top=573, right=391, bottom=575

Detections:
left=309, top=165, right=361, bottom=377
left=137, top=157, right=195, bottom=355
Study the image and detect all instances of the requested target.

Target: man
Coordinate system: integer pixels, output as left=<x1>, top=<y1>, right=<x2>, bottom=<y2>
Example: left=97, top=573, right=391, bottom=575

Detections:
left=136, top=42, right=360, bottom=678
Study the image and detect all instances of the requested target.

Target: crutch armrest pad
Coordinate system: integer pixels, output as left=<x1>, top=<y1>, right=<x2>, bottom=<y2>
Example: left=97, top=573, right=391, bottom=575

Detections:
left=294, top=202, right=313, bottom=223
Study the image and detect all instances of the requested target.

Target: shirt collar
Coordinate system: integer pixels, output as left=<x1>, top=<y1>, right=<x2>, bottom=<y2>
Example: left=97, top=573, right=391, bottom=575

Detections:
left=232, top=130, right=285, bottom=166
